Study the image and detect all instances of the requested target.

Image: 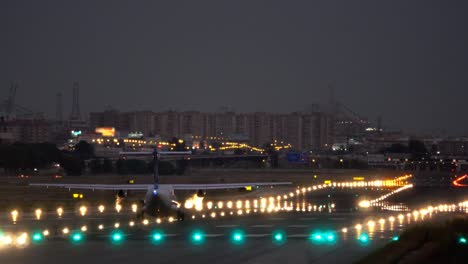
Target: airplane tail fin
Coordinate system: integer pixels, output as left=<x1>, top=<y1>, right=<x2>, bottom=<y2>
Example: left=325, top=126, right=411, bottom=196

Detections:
left=153, top=148, right=159, bottom=194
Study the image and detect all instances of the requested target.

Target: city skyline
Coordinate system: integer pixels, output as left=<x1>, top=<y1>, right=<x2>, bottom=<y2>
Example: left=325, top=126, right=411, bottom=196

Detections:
left=2, top=0, right=468, bottom=135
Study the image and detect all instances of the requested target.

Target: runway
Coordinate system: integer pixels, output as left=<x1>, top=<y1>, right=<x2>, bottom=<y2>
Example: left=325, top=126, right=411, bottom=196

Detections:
left=0, top=211, right=410, bottom=264
left=1, top=175, right=467, bottom=264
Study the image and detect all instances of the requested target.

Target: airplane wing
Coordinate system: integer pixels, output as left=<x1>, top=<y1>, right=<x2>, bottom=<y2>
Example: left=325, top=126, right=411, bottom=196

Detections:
left=29, top=182, right=291, bottom=191
left=169, top=182, right=292, bottom=190
left=29, top=183, right=152, bottom=190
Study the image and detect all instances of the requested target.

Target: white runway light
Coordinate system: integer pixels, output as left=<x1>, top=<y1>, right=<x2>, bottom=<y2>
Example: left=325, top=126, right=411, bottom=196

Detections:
left=11, top=210, right=19, bottom=223
left=57, top=207, right=64, bottom=217
left=79, top=206, right=87, bottom=216
left=35, top=209, right=42, bottom=220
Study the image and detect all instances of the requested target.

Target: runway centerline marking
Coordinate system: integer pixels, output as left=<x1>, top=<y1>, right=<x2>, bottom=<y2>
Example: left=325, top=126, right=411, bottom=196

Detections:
left=245, top=234, right=269, bottom=237
left=299, top=217, right=318, bottom=221
left=216, top=225, right=238, bottom=228
left=205, top=234, right=224, bottom=237
left=289, top=234, right=309, bottom=238
left=250, top=225, right=274, bottom=228
left=328, top=217, right=346, bottom=221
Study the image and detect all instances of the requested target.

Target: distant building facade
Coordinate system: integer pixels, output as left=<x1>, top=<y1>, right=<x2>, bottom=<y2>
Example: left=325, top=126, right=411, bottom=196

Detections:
left=87, top=110, right=334, bottom=150
left=0, top=118, right=52, bottom=143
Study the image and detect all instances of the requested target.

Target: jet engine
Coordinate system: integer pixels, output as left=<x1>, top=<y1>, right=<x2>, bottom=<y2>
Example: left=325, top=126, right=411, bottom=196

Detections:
left=116, top=190, right=129, bottom=198
left=196, top=190, right=205, bottom=198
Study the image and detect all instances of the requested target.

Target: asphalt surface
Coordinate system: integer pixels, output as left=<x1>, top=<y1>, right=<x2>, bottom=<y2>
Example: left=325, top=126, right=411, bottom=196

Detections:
left=0, top=173, right=463, bottom=264
left=0, top=211, right=409, bottom=264
left=0, top=192, right=434, bottom=264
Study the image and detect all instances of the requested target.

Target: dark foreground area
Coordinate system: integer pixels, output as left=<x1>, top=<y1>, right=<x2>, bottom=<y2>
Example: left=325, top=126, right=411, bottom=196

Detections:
left=357, top=216, right=468, bottom=264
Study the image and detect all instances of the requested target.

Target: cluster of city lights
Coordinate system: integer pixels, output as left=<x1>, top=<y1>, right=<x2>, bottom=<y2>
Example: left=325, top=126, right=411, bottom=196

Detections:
left=217, top=140, right=293, bottom=152
left=218, top=142, right=265, bottom=152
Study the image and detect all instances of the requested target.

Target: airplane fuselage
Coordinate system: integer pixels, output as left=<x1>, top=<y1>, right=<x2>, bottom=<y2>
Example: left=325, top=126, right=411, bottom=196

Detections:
left=141, top=186, right=184, bottom=219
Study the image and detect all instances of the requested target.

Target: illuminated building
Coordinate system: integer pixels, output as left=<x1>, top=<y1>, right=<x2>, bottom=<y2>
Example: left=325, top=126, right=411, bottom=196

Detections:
left=87, top=110, right=334, bottom=150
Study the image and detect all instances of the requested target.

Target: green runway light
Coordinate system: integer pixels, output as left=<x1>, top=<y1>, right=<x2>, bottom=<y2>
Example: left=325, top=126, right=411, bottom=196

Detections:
left=326, top=233, right=336, bottom=242
left=272, top=231, right=286, bottom=244
left=32, top=232, right=44, bottom=243
left=71, top=232, right=83, bottom=243
left=230, top=230, right=245, bottom=244
left=358, top=233, right=369, bottom=244
left=151, top=231, right=164, bottom=244
left=459, top=237, right=467, bottom=244
left=392, top=236, right=399, bottom=241
left=190, top=231, right=205, bottom=244
left=110, top=230, right=124, bottom=244
left=152, top=233, right=163, bottom=241
left=310, top=232, right=323, bottom=243
left=310, top=231, right=336, bottom=244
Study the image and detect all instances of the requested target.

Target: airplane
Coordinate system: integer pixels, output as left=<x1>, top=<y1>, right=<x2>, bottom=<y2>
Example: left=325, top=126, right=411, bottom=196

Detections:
left=30, top=149, right=291, bottom=220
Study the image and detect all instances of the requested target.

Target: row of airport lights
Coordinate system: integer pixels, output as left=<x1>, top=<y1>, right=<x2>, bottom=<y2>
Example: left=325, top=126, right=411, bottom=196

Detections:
left=6, top=182, right=415, bottom=240
left=341, top=201, right=468, bottom=243
left=6, top=175, right=412, bottom=224
left=3, top=201, right=467, bottom=248
left=186, top=175, right=413, bottom=212
left=357, top=184, right=414, bottom=208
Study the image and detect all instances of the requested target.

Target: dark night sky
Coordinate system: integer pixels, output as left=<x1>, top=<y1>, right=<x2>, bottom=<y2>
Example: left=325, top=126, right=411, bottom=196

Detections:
left=1, top=0, right=468, bottom=135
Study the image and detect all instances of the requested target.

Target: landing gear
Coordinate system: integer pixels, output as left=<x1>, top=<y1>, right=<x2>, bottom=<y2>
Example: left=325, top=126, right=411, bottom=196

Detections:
left=136, top=199, right=145, bottom=220
left=177, top=210, right=185, bottom=221
left=136, top=210, right=144, bottom=220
